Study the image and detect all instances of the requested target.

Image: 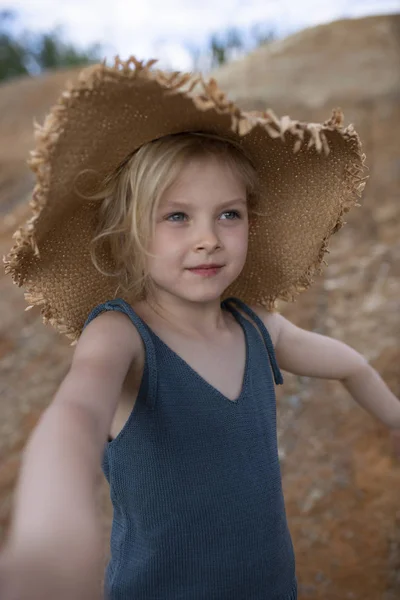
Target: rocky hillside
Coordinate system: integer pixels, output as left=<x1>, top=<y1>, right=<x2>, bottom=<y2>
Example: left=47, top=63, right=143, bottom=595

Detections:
left=0, top=13, right=399, bottom=600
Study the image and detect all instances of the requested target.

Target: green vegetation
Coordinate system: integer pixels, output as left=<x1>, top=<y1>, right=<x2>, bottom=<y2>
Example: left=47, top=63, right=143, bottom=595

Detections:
left=0, top=10, right=102, bottom=83
left=0, top=9, right=277, bottom=82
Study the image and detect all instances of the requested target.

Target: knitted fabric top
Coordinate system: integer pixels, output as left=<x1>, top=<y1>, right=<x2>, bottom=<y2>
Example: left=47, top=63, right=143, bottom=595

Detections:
left=84, top=297, right=297, bottom=600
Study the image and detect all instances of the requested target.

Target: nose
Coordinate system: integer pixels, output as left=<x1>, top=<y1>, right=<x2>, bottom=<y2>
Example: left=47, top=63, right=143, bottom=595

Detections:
left=193, top=220, right=221, bottom=252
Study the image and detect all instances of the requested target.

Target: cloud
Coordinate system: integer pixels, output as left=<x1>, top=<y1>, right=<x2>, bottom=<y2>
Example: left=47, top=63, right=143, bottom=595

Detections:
left=2, top=0, right=399, bottom=70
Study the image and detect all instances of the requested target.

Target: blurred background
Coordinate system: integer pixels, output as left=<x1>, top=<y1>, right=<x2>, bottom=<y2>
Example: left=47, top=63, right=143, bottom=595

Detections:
left=0, top=1, right=399, bottom=598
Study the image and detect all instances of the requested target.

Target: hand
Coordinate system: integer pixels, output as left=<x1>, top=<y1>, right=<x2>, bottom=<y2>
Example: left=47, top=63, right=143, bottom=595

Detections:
left=0, top=550, right=23, bottom=600
left=0, top=547, right=102, bottom=600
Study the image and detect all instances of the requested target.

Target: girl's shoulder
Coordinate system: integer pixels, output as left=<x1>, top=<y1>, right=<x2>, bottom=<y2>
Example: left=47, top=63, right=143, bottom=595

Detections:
left=78, top=306, right=143, bottom=367
left=245, top=304, right=282, bottom=347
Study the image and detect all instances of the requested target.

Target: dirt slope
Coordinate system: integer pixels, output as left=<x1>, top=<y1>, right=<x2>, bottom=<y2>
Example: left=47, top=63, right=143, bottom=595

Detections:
left=213, top=14, right=400, bottom=109
left=0, top=14, right=399, bottom=599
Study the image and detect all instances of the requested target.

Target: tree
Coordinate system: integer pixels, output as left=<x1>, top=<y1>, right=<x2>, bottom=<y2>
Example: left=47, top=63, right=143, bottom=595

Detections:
left=0, top=9, right=102, bottom=83
left=210, top=27, right=244, bottom=68
left=32, top=28, right=101, bottom=71
left=0, top=10, right=29, bottom=80
left=186, top=22, right=277, bottom=74
left=250, top=23, right=276, bottom=47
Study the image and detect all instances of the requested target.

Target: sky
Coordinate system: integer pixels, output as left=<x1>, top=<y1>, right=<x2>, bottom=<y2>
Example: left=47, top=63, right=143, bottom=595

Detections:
left=2, top=0, right=399, bottom=70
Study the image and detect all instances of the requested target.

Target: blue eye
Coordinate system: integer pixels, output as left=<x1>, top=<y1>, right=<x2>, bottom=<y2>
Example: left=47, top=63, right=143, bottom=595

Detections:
left=166, top=212, right=187, bottom=222
left=221, top=210, right=241, bottom=220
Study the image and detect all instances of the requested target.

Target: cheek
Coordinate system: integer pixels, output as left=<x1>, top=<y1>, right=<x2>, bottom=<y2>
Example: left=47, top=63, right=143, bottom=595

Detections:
left=224, top=224, right=248, bottom=252
left=147, top=229, right=184, bottom=268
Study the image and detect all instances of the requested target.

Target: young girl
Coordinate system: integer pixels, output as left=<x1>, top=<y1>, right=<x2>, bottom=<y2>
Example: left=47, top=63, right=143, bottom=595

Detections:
left=1, top=57, right=399, bottom=600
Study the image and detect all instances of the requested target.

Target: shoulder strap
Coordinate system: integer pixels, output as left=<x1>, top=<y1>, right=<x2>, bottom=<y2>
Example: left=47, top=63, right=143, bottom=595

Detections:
left=83, top=298, right=158, bottom=409
left=223, top=297, right=283, bottom=386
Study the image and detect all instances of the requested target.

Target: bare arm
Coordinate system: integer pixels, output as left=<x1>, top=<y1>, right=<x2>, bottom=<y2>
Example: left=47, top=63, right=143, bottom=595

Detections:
left=0, top=310, right=140, bottom=599
left=261, top=310, right=400, bottom=429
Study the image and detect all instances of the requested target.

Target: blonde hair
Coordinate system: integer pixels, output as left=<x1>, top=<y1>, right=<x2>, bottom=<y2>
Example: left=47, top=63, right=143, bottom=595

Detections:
left=89, top=132, right=258, bottom=301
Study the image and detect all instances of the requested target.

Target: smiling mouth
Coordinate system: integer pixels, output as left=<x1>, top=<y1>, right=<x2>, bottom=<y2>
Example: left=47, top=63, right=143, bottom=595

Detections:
left=187, top=265, right=223, bottom=276
left=188, top=264, right=223, bottom=270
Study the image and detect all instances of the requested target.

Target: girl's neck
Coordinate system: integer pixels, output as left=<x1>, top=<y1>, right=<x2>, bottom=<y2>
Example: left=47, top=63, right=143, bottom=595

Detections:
left=135, top=293, right=230, bottom=340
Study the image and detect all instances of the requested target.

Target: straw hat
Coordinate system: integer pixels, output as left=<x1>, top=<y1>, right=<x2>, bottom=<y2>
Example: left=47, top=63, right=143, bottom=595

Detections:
left=4, top=57, right=367, bottom=342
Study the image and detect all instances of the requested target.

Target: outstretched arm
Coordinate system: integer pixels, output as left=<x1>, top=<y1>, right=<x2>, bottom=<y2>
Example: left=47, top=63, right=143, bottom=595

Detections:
left=0, top=310, right=140, bottom=600
left=263, top=311, right=400, bottom=430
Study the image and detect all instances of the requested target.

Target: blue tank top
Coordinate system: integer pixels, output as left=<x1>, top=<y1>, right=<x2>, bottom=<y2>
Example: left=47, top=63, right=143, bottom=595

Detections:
left=84, top=297, right=297, bottom=600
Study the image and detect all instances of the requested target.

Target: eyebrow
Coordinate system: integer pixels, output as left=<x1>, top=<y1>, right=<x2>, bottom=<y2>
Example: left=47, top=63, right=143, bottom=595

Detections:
left=161, top=198, right=247, bottom=210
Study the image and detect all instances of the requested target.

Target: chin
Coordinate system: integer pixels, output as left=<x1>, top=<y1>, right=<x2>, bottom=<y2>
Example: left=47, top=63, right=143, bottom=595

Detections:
left=157, top=284, right=224, bottom=305
left=179, top=281, right=234, bottom=304
left=151, top=267, right=241, bottom=304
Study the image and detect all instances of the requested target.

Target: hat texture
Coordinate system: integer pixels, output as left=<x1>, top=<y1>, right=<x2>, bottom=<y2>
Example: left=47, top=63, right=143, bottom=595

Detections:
left=4, top=57, right=367, bottom=342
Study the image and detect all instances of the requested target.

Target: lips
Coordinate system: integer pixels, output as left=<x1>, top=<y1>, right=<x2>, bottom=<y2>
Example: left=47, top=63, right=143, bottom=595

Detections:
left=186, top=264, right=223, bottom=277
left=188, top=264, right=223, bottom=270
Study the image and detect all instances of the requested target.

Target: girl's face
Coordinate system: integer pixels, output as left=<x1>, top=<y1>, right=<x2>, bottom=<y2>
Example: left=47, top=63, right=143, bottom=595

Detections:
left=146, top=156, right=249, bottom=304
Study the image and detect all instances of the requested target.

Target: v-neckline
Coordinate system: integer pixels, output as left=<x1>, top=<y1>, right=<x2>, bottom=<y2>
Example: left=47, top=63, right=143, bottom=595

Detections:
left=140, top=303, right=250, bottom=404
